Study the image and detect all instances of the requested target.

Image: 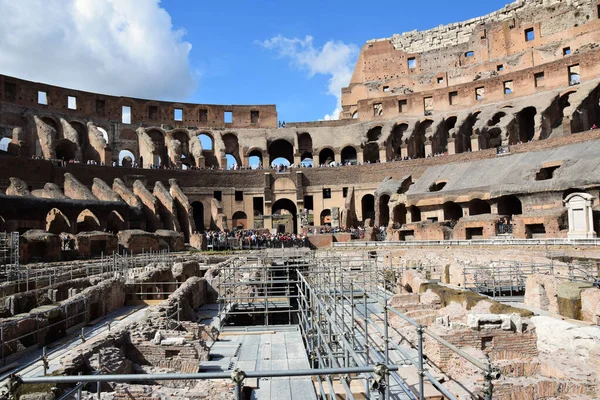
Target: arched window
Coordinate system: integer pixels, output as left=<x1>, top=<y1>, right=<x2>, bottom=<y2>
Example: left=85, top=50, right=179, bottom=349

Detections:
left=119, top=150, right=135, bottom=167
left=232, top=211, right=248, bottom=229
left=269, top=139, right=294, bottom=166
left=361, top=194, right=375, bottom=226
left=198, top=133, right=213, bottom=151
left=319, top=148, right=335, bottom=165
left=341, top=146, right=357, bottom=165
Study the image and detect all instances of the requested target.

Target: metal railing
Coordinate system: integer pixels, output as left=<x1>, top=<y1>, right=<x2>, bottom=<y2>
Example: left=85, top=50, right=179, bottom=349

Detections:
left=334, top=238, right=600, bottom=247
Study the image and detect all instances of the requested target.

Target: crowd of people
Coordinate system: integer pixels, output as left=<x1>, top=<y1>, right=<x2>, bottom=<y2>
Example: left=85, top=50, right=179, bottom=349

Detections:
left=203, top=229, right=309, bottom=249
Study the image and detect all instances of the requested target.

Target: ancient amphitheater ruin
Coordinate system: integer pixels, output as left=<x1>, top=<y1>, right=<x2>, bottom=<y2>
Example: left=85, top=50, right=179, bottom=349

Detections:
left=0, top=0, right=599, bottom=399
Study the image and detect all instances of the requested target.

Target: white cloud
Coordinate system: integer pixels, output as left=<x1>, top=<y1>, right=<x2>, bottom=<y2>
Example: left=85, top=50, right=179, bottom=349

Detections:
left=0, top=0, right=196, bottom=101
left=259, top=35, right=358, bottom=120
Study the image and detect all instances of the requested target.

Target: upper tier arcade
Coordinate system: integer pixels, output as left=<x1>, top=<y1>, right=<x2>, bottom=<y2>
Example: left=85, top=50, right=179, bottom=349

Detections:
left=341, top=0, right=600, bottom=120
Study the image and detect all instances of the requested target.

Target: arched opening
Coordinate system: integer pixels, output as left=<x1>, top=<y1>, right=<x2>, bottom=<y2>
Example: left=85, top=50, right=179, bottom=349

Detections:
left=409, top=120, right=433, bottom=158
left=248, top=149, right=263, bottom=169
left=55, top=139, right=77, bottom=161
left=378, top=194, right=390, bottom=227
left=198, top=133, right=218, bottom=168
left=516, top=107, right=537, bottom=143
left=42, top=117, right=61, bottom=139
left=488, top=112, right=506, bottom=127
left=70, top=121, right=89, bottom=158
left=443, top=202, right=463, bottom=222
left=191, top=201, right=205, bottom=232
left=432, top=118, right=454, bottom=155
left=147, top=129, right=167, bottom=167
left=387, top=124, right=408, bottom=160
left=119, top=150, right=135, bottom=167
left=46, top=208, right=71, bottom=234
left=198, top=133, right=213, bottom=150
left=222, top=133, right=241, bottom=167
left=0, top=138, right=11, bottom=152
left=410, top=206, right=422, bottom=222
left=469, top=199, right=491, bottom=216
left=318, top=148, right=335, bottom=166
left=497, top=195, right=523, bottom=216
left=455, top=113, right=479, bottom=153
left=76, top=209, right=101, bottom=233
left=269, top=139, right=294, bottom=166
left=570, top=84, right=600, bottom=133
left=367, top=126, right=383, bottom=142
left=300, top=151, right=313, bottom=167
left=361, top=194, right=375, bottom=226
left=320, top=209, right=332, bottom=226
left=226, top=154, right=238, bottom=169
left=363, top=142, right=380, bottom=163
left=393, top=204, right=407, bottom=226
left=297, top=132, right=313, bottom=161
left=272, top=198, right=298, bottom=233
left=172, top=130, right=190, bottom=165
left=107, top=210, right=126, bottom=233
left=341, top=146, right=357, bottom=165
left=232, top=211, right=248, bottom=229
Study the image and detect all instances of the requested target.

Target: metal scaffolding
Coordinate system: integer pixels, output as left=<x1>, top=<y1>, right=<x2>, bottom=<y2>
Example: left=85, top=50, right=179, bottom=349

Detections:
left=0, top=232, right=19, bottom=281
left=13, top=249, right=499, bottom=400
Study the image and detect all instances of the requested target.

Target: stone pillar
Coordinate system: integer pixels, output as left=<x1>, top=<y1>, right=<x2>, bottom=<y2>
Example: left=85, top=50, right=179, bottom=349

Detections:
left=424, top=141, right=433, bottom=157
left=447, top=140, right=456, bottom=155
left=244, top=154, right=250, bottom=168
left=400, top=145, right=408, bottom=159
left=471, top=136, right=480, bottom=152
left=313, top=154, right=320, bottom=167
left=294, top=153, right=301, bottom=166
left=357, top=151, right=364, bottom=164
left=334, top=151, right=342, bottom=165
left=264, top=203, right=273, bottom=231
left=379, top=148, right=387, bottom=163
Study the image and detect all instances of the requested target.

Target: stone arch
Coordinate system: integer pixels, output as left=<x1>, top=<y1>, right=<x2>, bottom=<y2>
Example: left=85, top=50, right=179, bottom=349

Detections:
left=393, top=204, right=407, bottom=226
left=46, top=208, right=71, bottom=234
left=320, top=209, right=332, bottom=226
left=377, top=194, right=390, bottom=227
left=409, top=120, right=433, bottom=158
left=107, top=210, right=126, bottom=233
left=432, top=117, right=454, bottom=155
left=297, top=132, right=313, bottom=157
left=222, top=132, right=241, bottom=166
left=269, top=139, right=294, bottom=165
left=318, top=147, right=335, bottom=165
left=172, top=130, right=191, bottom=165
left=363, top=142, right=379, bottom=163
left=367, top=126, right=383, bottom=142
left=361, top=194, right=375, bottom=226
left=248, top=148, right=264, bottom=169
left=341, top=146, right=358, bottom=165
left=191, top=201, right=205, bottom=232
left=387, top=123, right=408, bottom=160
left=571, top=84, right=600, bottom=133
left=147, top=129, right=167, bottom=167
left=443, top=201, right=463, bottom=221
left=198, top=133, right=214, bottom=150
left=497, top=195, right=523, bottom=216
left=54, top=139, right=77, bottom=161
left=41, top=116, right=61, bottom=139
left=70, top=120, right=88, bottom=158
left=76, top=209, right=101, bottom=233
left=469, top=199, right=491, bottom=216
left=272, top=198, right=297, bottom=233
left=455, top=112, right=479, bottom=153
left=119, top=149, right=136, bottom=167
left=232, top=211, right=248, bottom=229
left=515, top=107, right=537, bottom=143
left=0, top=137, right=11, bottom=152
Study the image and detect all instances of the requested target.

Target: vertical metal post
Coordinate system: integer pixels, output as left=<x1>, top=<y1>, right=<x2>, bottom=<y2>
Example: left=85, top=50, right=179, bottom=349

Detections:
left=364, top=294, right=369, bottom=364
left=96, top=352, right=102, bottom=400
left=77, top=372, right=82, bottom=400
left=417, top=325, right=425, bottom=400
left=42, top=346, right=47, bottom=376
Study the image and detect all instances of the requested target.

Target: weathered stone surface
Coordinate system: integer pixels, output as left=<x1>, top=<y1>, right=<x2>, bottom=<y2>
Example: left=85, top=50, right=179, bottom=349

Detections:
left=92, top=177, right=122, bottom=202
left=63, top=172, right=97, bottom=201
left=5, top=177, right=32, bottom=197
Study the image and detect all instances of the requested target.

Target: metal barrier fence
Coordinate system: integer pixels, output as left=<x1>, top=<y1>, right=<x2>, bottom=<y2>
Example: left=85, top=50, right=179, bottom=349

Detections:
left=334, top=238, right=600, bottom=247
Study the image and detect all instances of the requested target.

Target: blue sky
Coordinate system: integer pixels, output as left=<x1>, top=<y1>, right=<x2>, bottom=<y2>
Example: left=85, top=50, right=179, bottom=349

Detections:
left=161, top=0, right=510, bottom=122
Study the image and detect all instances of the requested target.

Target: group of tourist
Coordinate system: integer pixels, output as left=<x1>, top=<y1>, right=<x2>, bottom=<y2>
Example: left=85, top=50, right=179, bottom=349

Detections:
left=202, top=229, right=309, bottom=249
